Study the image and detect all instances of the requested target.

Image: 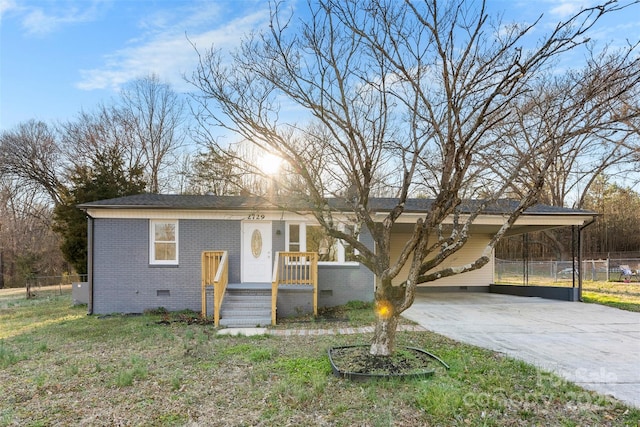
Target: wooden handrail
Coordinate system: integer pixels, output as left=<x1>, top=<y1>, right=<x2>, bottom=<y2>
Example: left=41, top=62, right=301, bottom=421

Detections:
left=201, top=251, right=228, bottom=327
left=271, top=251, right=318, bottom=325
left=271, top=252, right=280, bottom=326
left=214, top=251, right=228, bottom=283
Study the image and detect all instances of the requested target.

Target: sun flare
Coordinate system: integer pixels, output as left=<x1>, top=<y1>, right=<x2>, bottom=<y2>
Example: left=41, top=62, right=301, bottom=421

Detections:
left=257, top=153, right=283, bottom=175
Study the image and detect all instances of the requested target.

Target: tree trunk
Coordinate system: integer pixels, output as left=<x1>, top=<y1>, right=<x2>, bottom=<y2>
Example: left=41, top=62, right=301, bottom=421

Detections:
left=370, top=313, right=400, bottom=356
left=369, top=275, right=405, bottom=356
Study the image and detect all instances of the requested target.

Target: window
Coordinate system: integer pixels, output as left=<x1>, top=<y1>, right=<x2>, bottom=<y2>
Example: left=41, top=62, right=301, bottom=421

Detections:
left=286, top=222, right=359, bottom=264
left=286, top=223, right=304, bottom=252
left=150, top=220, right=178, bottom=265
left=307, top=225, right=337, bottom=261
left=340, top=224, right=359, bottom=262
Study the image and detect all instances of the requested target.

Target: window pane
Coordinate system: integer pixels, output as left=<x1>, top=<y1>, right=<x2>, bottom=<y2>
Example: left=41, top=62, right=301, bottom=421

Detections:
left=155, top=223, right=175, bottom=241
left=289, top=243, right=300, bottom=252
left=155, top=243, right=176, bottom=261
left=343, top=224, right=358, bottom=262
left=150, top=220, right=178, bottom=264
left=289, top=224, right=299, bottom=244
left=307, top=225, right=337, bottom=262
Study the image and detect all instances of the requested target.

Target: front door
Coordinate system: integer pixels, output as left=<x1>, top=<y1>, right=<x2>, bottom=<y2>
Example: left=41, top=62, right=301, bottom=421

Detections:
left=242, top=221, right=273, bottom=283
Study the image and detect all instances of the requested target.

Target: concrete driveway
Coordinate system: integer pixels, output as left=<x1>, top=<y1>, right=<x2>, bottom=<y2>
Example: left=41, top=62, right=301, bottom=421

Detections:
left=402, top=292, right=640, bottom=408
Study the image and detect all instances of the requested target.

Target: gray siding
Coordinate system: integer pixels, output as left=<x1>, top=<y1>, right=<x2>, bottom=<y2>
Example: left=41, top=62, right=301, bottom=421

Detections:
left=276, top=263, right=374, bottom=318
left=317, top=227, right=375, bottom=307
left=276, top=228, right=375, bottom=318
left=318, top=263, right=373, bottom=306
left=92, top=218, right=374, bottom=315
left=93, top=218, right=241, bottom=314
left=273, top=220, right=286, bottom=251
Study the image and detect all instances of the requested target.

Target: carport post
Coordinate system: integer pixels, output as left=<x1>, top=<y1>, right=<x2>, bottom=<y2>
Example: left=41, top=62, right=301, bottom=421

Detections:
left=522, top=233, right=529, bottom=286
left=571, top=225, right=577, bottom=289
left=579, top=217, right=597, bottom=301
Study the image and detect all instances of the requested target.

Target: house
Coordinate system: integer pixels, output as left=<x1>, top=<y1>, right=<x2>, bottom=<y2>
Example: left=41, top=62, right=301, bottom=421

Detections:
left=79, top=194, right=596, bottom=325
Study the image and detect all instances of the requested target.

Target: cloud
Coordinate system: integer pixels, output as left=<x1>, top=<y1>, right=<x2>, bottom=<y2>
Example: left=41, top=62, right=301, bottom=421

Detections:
left=10, top=0, right=109, bottom=36
left=77, top=3, right=271, bottom=93
left=0, top=0, right=18, bottom=17
left=547, top=0, right=593, bottom=18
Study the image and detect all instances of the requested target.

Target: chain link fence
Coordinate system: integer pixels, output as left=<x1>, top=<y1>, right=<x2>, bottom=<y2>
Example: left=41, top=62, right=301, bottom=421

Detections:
left=495, top=258, right=640, bottom=284
left=25, top=274, right=87, bottom=298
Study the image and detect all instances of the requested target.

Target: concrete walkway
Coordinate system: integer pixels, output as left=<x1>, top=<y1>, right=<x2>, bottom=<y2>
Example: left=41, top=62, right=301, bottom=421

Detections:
left=216, top=324, right=426, bottom=336
left=402, top=292, right=640, bottom=408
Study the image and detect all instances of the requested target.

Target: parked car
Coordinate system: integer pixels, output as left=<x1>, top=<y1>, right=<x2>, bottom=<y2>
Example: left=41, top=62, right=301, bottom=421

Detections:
left=558, top=267, right=579, bottom=278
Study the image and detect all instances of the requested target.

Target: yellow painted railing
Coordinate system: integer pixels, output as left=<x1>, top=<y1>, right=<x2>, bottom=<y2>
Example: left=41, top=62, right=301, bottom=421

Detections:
left=201, top=250, right=228, bottom=327
left=271, top=252, right=318, bottom=325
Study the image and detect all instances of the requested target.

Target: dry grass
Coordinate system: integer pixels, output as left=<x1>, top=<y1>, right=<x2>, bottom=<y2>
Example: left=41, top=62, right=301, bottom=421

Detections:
left=1, top=288, right=639, bottom=426
left=0, top=284, right=71, bottom=310
left=495, top=277, right=640, bottom=312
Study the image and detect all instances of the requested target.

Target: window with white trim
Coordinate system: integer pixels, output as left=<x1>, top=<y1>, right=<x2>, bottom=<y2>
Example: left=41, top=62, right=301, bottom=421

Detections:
left=286, top=222, right=358, bottom=263
left=285, top=223, right=303, bottom=252
left=150, top=220, right=178, bottom=265
left=340, top=224, right=359, bottom=262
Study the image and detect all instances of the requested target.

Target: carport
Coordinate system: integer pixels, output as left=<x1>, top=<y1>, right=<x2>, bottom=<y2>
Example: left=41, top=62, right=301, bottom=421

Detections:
left=403, top=292, right=640, bottom=408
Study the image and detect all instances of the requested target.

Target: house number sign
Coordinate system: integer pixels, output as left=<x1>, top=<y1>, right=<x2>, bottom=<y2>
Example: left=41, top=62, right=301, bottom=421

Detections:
left=247, top=213, right=265, bottom=220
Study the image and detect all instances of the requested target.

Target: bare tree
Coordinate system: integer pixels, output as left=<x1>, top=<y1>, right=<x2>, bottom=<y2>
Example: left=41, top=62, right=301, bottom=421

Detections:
left=615, top=97, right=640, bottom=181
left=60, top=105, right=142, bottom=174
left=490, top=47, right=640, bottom=258
left=503, top=46, right=640, bottom=208
left=170, top=152, right=196, bottom=195
left=60, top=76, right=187, bottom=195
left=0, top=178, right=67, bottom=287
left=0, top=120, right=64, bottom=206
left=187, top=146, right=241, bottom=195
left=120, top=74, right=186, bottom=193
left=190, top=0, right=640, bottom=355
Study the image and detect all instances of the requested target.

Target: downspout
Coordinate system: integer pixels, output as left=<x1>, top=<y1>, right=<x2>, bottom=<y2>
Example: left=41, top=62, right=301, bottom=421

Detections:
left=578, top=216, right=597, bottom=302
left=86, top=213, right=94, bottom=315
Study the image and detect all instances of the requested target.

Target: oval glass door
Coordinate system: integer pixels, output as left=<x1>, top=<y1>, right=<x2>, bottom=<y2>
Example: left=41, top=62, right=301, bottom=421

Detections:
left=251, top=229, right=262, bottom=258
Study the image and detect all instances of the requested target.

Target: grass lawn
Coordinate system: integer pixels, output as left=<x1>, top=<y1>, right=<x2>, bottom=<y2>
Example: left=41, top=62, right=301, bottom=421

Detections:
left=1, top=288, right=639, bottom=426
left=581, top=281, right=640, bottom=313
left=495, top=277, right=640, bottom=312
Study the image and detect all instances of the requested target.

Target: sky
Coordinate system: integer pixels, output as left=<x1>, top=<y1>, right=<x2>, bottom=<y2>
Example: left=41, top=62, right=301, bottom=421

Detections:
left=0, top=0, right=639, bottom=133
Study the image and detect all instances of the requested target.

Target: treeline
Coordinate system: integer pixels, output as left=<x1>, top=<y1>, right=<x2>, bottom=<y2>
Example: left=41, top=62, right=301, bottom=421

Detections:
left=0, top=75, right=185, bottom=288
left=2, top=115, right=639, bottom=287
left=1, top=59, right=639, bottom=286
left=496, top=177, right=640, bottom=260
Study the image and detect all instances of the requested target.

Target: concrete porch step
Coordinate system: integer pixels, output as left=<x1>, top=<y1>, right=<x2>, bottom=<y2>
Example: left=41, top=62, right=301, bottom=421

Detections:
left=223, top=294, right=271, bottom=303
left=225, top=290, right=271, bottom=297
left=219, top=283, right=273, bottom=327
left=220, top=308, right=271, bottom=317
left=221, top=298, right=271, bottom=307
left=219, top=316, right=272, bottom=327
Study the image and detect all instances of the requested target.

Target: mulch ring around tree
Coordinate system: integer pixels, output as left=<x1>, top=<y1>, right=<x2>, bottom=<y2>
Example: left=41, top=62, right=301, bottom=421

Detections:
left=328, top=344, right=449, bottom=381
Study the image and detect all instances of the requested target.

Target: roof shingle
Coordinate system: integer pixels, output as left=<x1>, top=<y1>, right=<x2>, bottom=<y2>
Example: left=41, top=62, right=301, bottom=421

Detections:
left=78, top=194, right=596, bottom=216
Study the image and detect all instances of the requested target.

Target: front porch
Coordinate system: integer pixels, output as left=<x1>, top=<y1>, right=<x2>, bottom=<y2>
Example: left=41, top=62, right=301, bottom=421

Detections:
left=213, top=283, right=272, bottom=327
left=201, top=251, right=318, bottom=326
